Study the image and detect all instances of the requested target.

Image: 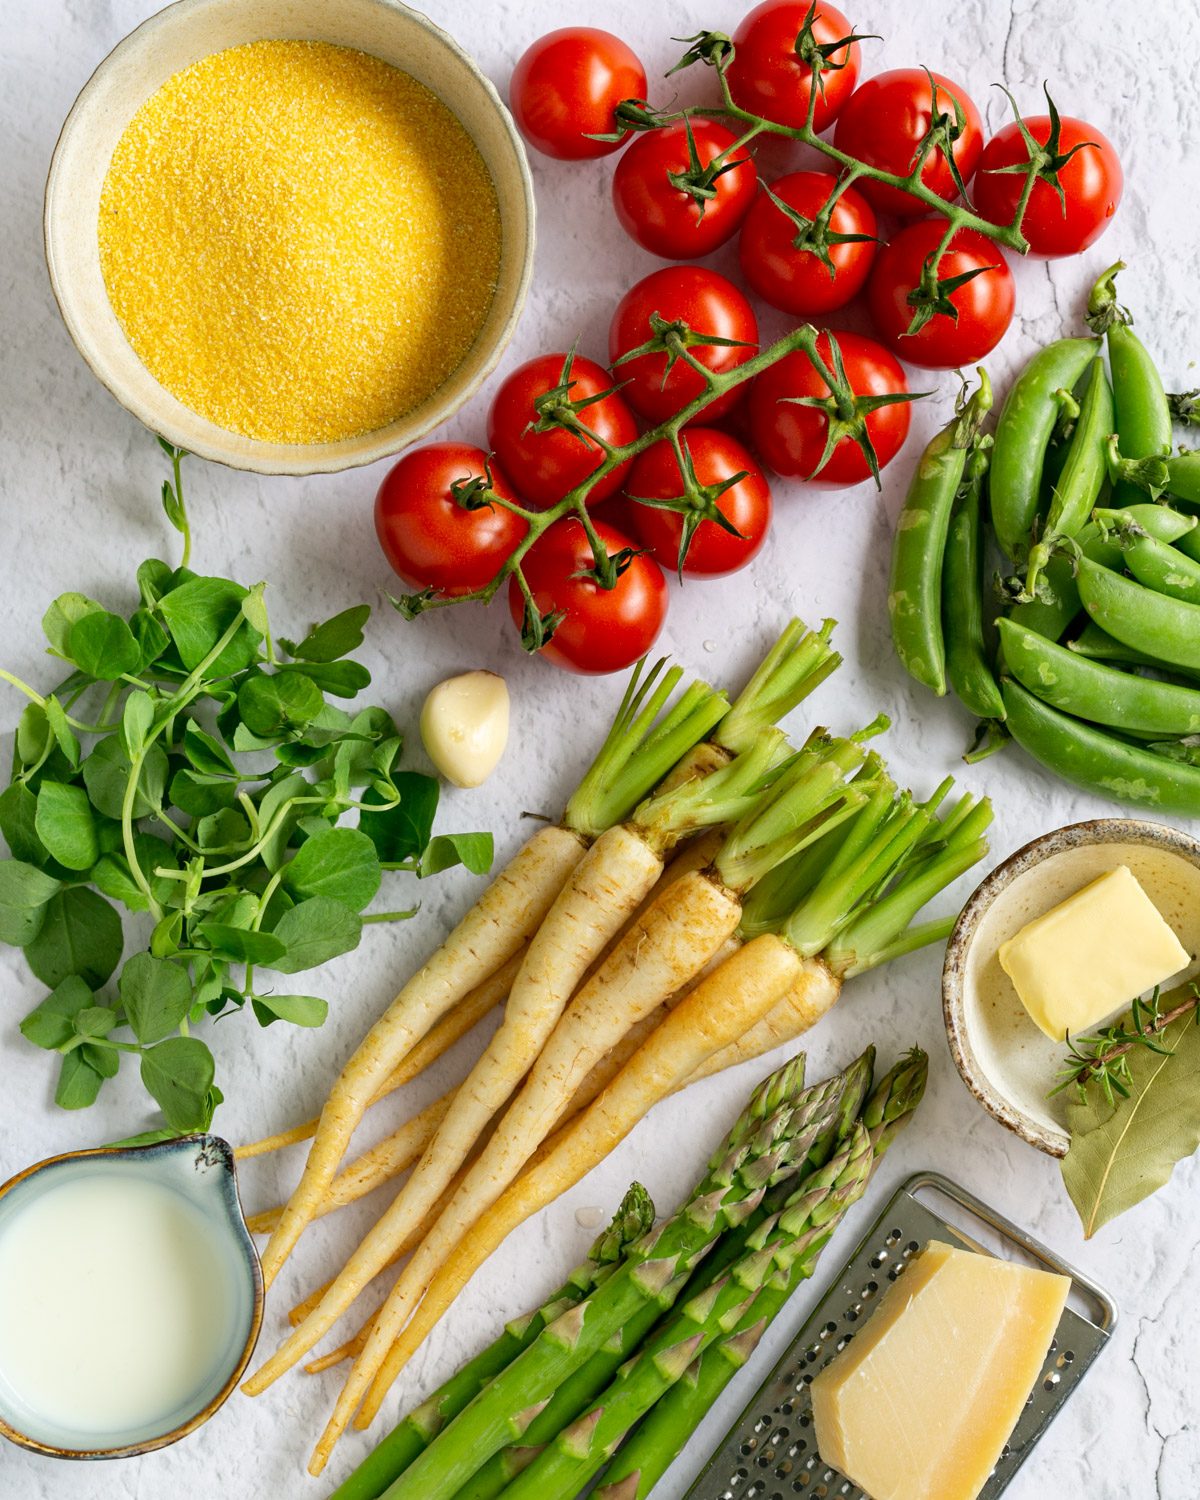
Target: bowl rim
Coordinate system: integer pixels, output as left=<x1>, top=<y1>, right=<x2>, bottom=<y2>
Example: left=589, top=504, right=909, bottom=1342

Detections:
left=942, top=816, right=1200, bottom=1159
left=0, top=1132, right=263, bottom=1460
left=42, top=0, right=536, bottom=477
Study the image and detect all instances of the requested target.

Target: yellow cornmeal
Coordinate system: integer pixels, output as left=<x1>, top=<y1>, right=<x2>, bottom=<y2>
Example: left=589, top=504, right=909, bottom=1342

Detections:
left=97, top=40, right=501, bottom=445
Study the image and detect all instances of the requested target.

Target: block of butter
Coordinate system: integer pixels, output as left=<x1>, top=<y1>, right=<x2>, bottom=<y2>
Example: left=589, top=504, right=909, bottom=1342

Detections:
left=998, top=864, right=1189, bottom=1042
left=810, top=1241, right=1070, bottom=1500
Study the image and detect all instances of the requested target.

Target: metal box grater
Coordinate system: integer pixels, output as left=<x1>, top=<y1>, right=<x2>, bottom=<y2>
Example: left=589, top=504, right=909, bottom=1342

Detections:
left=685, top=1171, right=1116, bottom=1500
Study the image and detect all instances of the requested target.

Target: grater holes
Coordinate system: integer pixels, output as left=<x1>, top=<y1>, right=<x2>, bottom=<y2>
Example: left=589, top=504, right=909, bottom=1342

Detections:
left=860, top=1280, right=878, bottom=1300
left=1044, top=1370, right=1062, bottom=1392
left=869, top=1249, right=888, bottom=1269
left=886, top=1227, right=903, bottom=1245
left=905, top=1239, right=920, bottom=1254
left=834, top=1332, right=854, bottom=1353
left=1057, top=1349, right=1075, bottom=1367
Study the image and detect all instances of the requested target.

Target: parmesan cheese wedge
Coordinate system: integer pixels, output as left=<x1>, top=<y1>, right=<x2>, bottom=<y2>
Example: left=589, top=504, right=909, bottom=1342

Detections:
left=810, top=1241, right=1070, bottom=1500
left=998, top=864, right=1189, bottom=1041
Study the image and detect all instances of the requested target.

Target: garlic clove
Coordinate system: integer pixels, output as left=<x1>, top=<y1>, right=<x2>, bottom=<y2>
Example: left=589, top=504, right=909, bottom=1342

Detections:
left=420, top=671, right=510, bottom=789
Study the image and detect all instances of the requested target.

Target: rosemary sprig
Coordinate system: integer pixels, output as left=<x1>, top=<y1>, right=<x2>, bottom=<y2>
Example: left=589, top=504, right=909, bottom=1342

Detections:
left=1050, top=984, right=1200, bottom=1106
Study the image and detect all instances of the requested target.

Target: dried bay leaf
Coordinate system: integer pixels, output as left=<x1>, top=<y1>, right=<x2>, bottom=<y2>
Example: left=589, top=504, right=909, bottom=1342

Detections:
left=1062, top=1005, right=1200, bottom=1237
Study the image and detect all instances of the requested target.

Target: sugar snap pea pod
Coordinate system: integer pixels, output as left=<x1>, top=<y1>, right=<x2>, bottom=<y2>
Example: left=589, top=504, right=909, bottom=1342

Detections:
left=1002, top=677, right=1200, bottom=816
left=1022, top=357, right=1113, bottom=601
left=1087, top=262, right=1172, bottom=509
left=1163, top=451, right=1200, bottom=507
left=1068, top=622, right=1200, bottom=684
left=990, top=337, right=1097, bottom=560
left=999, top=619, right=1200, bottom=736
left=1177, top=525, right=1200, bottom=565
left=1076, top=556, right=1200, bottom=672
left=1122, top=532, right=1200, bottom=604
left=889, top=371, right=992, bottom=695
left=943, top=441, right=1004, bottom=720
left=1006, top=505, right=1196, bottom=643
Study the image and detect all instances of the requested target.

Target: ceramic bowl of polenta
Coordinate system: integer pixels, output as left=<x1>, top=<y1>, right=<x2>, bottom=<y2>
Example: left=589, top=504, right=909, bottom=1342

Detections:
left=44, top=0, right=535, bottom=475
left=942, top=819, right=1200, bottom=1157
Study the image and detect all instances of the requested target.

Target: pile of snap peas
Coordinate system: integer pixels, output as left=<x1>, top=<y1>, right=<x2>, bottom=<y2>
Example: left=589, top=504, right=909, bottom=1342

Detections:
left=888, top=261, right=1200, bottom=816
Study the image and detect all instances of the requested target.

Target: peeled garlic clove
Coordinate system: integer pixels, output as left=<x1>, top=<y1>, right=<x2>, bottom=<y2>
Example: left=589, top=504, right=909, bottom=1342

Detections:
left=420, top=671, right=510, bottom=789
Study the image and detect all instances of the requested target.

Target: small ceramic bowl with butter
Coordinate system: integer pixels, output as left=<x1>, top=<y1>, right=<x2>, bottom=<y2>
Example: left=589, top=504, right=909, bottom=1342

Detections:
left=0, top=1134, right=261, bottom=1459
left=943, top=819, right=1200, bottom=1157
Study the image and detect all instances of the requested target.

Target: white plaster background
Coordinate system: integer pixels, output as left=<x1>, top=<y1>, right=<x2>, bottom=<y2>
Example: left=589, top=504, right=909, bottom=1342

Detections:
left=1, top=0, right=1197, bottom=1495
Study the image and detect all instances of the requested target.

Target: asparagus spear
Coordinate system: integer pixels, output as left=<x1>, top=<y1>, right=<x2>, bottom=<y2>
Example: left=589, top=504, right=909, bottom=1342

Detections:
left=384, top=1054, right=835, bottom=1500
left=595, top=1049, right=928, bottom=1500
left=456, top=1063, right=866, bottom=1500
left=327, top=1184, right=654, bottom=1500
left=503, top=1124, right=876, bottom=1500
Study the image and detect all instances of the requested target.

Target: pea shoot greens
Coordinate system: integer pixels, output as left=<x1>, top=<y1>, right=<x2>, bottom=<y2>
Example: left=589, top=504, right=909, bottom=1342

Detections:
left=0, top=443, right=492, bottom=1137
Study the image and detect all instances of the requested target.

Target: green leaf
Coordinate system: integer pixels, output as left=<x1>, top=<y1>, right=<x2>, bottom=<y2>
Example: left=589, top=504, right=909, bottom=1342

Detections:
left=182, top=722, right=237, bottom=779
left=136, top=558, right=175, bottom=607
left=286, top=605, right=371, bottom=663
left=130, top=609, right=171, bottom=673
left=195, top=806, right=251, bottom=850
left=15, top=704, right=51, bottom=771
left=283, top=660, right=372, bottom=699
left=0, top=858, right=62, bottom=946
left=170, top=767, right=239, bottom=818
left=196, top=923, right=287, bottom=965
left=283, top=827, right=381, bottom=912
left=74, top=1006, right=119, bottom=1039
left=82, top=1040, right=120, bottom=1079
left=359, top=772, right=439, bottom=863
left=256, top=773, right=308, bottom=872
left=0, top=783, right=49, bottom=865
left=67, top=611, right=140, bottom=681
left=25, top=887, right=123, bottom=989
left=119, top=952, right=193, bottom=1045
left=241, top=584, right=271, bottom=639
left=238, top=672, right=324, bottom=738
left=56, top=1049, right=105, bottom=1110
left=419, top=832, right=494, bottom=879
left=140, top=1037, right=216, bottom=1131
left=43, top=697, right=81, bottom=769
left=82, top=737, right=168, bottom=821
left=251, top=993, right=328, bottom=1028
left=267, top=896, right=362, bottom=974
left=42, top=592, right=104, bottom=656
left=20, top=976, right=95, bottom=1050
left=1062, top=999, right=1200, bottom=1237
left=34, top=782, right=99, bottom=871
left=158, top=576, right=262, bottom=675
left=91, top=835, right=178, bottom=912
left=150, top=909, right=184, bottom=959
left=120, top=691, right=156, bottom=759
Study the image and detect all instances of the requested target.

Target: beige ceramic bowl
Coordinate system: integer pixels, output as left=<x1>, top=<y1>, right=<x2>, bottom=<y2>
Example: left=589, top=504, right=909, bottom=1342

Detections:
left=44, top=0, right=535, bottom=476
left=943, top=819, right=1200, bottom=1157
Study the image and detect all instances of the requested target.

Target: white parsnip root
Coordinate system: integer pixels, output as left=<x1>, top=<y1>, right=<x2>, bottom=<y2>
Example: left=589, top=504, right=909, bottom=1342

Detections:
left=245, top=823, right=664, bottom=1391
left=257, top=823, right=586, bottom=1286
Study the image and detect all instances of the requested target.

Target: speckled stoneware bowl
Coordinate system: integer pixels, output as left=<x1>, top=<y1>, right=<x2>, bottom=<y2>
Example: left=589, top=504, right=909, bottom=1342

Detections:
left=43, top=0, right=535, bottom=476
left=943, top=819, right=1200, bottom=1157
left=0, top=1135, right=262, bottom=1460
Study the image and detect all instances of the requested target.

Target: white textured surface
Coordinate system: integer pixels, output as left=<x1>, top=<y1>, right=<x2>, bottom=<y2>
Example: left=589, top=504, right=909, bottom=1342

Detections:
left=1, top=1, right=1197, bottom=1496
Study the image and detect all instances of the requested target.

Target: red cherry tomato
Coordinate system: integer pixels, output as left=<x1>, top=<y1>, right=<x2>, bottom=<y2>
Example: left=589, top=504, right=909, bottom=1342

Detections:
left=612, top=120, right=758, bottom=260
left=510, top=29, right=647, bottom=160
left=867, top=222, right=1015, bottom=369
left=487, top=353, right=638, bottom=508
left=738, top=171, right=878, bottom=317
left=608, top=267, right=758, bottom=426
left=972, top=115, right=1123, bottom=257
left=833, top=69, right=983, bottom=218
left=374, top=444, right=527, bottom=596
left=509, top=517, right=668, bottom=674
left=627, top=429, right=772, bottom=577
left=725, top=1, right=860, bottom=132
left=748, top=331, right=912, bottom=487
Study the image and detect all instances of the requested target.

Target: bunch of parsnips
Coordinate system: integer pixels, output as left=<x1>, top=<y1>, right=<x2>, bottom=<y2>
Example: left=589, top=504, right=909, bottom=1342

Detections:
left=237, top=623, right=987, bottom=1474
left=334, top=1046, right=926, bottom=1500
